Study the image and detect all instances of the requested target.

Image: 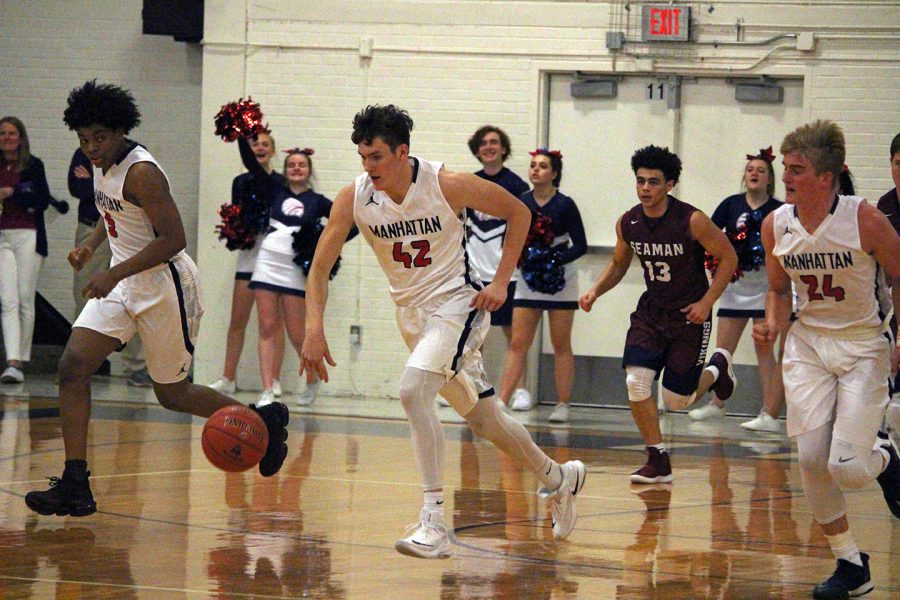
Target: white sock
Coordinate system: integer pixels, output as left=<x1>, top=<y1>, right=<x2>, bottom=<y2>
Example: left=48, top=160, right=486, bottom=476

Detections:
left=424, top=490, right=444, bottom=509
left=825, top=532, right=862, bottom=567
left=649, top=443, right=667, bottom=453
left=705, top=365, right=720, bottom=381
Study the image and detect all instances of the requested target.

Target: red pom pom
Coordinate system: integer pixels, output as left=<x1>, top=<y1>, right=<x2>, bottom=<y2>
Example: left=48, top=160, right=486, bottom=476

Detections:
left=215, top=203, right=258, bottom=251
left=214, top=97, right=269, bottom=142
left=704, top=251, right=743, bottom=283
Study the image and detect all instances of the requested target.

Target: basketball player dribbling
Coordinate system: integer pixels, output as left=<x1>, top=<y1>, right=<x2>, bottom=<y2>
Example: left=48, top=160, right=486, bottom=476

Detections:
left=25, top=81, right=290, bottom=517
left=579, top=145, right=738, bottom=485
left=300, top=104, right=585, bottom=559
left=752, top=120, right=900, bottom=599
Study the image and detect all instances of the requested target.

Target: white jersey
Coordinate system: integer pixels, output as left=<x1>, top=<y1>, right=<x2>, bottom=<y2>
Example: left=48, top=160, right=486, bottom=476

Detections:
left=772, top=195, right=889, bottom=339
left=354, top=157, right=480, bottom=307
left=93, top=143, right=186, bottom=270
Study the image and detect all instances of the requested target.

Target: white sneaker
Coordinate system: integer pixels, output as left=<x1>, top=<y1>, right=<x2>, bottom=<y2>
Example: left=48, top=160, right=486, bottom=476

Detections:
left=436, top=395, right=451, bottom=407
left=272, top=379, right=283, bottom=398
left=688, top=402, right=726, bottom=421
left=209, top=377, right=236, bottom=395
left=511, top=388, right=534, bottom=411
left=548, top=403, right=569, bottom=423
left=1, top=366, right=24, bottom=384
left=538, top=459, right=586, bottom=540
left=394, top=508, right=452, bottom=559
left=257, top=389, right=275, bottom=407
left=741, top=412, right=781, bottom=433
left=297, top=380, right=320, bottom=407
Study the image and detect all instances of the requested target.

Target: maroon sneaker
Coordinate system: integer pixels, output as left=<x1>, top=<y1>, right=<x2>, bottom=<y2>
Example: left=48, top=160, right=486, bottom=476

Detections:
left=630, top=447, right=673, bottom=484
left=707, top=349, right=737, bottom=401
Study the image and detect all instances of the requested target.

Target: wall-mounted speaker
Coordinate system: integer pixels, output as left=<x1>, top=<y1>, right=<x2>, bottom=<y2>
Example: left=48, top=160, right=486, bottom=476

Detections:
left=142, top=0, right=203, bottom=43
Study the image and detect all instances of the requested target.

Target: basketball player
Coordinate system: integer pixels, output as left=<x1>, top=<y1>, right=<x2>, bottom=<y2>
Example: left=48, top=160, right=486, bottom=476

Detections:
left=300, top=105, right=585, bottom=559
left=24, top=81, right=290, bottom=517
left=579, top=145, right=738, bottom=484
left=876, top=132, right=900, bottom=432
left=752, top=121, right=900, bottom=599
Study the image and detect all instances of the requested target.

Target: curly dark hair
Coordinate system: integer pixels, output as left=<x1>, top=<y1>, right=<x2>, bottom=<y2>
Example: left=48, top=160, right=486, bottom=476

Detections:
left=467, top=125, right=511, bottom=161
left=351, top=104, right=413, bottom=151
left=630, top=145, right=681, bottom=184
left=63, top=80, right=141, bottom=133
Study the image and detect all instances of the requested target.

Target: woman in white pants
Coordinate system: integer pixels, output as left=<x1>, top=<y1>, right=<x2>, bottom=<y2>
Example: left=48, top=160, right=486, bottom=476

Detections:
left=0, top=117, right=52, bottom=384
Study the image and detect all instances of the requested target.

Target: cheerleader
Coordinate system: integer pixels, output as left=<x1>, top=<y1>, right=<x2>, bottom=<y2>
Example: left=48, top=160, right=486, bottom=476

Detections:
left=498, top=149, right=587, bottom=422
left=689, top=147, right=787, bottom=432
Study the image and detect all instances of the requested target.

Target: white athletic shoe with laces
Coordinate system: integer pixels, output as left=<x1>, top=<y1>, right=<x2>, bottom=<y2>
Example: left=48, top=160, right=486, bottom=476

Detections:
left=538, top=459, right=586, bottom=540
left=272, top=379, right=283, bottom=398
left=208, top=377, right=236, bottom=395
left=688, top=402, right=726, bottom=421
left=511, top=388, right=534, bottom=411
left=257, top=389, right=275, bottom=407
left=394, top=508, right=452, bottom=559
left=740, top=412, right=781, bottom=432
left=297, top=380, right=320, bottom=407
left=548, top=403, right=569, bottom=423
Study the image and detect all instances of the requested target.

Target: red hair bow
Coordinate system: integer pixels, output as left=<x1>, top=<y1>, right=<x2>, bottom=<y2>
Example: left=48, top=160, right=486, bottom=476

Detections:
left=746, top=146, right=775, bottom=164
left=529, top=148, right=562, bottom=159
left=284, top=147, right=315, bottom=156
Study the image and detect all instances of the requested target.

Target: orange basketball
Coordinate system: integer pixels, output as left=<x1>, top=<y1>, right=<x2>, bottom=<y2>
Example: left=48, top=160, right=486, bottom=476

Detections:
left=202, top=405, right=269, bottom=472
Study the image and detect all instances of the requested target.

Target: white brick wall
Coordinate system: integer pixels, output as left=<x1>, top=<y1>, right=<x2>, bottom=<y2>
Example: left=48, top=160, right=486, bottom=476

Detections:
left=194, top=1, right=899, bottom=400
left=3, top=2, right=898, bottom=400
left=0, top=2, right=201, bottom=372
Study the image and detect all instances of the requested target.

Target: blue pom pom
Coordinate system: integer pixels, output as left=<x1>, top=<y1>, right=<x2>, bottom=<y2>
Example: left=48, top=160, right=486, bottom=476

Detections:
left=521, top=247, right=565, bottom=294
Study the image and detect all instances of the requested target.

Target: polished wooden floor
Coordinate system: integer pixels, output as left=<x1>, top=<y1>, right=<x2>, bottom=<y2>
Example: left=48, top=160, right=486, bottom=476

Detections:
left=0, top=384, right=897, bottom=599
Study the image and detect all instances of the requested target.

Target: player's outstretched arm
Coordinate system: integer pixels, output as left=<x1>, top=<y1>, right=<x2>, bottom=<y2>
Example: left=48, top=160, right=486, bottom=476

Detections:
left=300, top=183, right=355, bottom=383
left=753, top=212, right=792, bottom=346
left=683, top=210, right=737, bottom=323
left=83, top=162, right=185, bottom=299
left=579, top=217, right=632, bottom=312
left=440, top=170, right=530, bottom=311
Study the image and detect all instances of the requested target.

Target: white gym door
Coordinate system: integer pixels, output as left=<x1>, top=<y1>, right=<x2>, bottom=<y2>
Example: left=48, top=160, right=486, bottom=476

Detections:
left=544, top=72, right=803, bottom=375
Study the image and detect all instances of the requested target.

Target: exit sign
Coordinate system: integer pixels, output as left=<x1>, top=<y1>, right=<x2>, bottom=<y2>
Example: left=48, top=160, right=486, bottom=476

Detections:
left=641, top=5, right=691, bottom=42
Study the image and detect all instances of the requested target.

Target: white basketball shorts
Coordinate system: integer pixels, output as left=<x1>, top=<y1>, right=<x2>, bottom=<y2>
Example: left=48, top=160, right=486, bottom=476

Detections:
left=783, top=321, right=890, bottom=444
left=74, top=254, right=205, bottom=384
left=396, top=285, right=493, bottom=414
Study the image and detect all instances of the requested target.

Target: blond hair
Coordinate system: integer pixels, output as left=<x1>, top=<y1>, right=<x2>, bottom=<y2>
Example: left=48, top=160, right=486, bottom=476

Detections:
left=780, top=120, right=845, bottom=181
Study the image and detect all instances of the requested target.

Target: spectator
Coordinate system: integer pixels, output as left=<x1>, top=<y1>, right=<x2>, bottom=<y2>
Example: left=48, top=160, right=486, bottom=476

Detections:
left=0, top=116, right=52, bottom=384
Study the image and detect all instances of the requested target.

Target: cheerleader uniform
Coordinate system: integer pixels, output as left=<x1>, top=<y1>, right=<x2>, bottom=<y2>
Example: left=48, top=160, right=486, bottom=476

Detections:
left=231, top=141, right=284, bottom=280
left=712, top=193, right=783, bottom=318
left=514, top=190, right=587, bottom=310
left=249, top=189, right=333, bottom=297
left=467, top=166, right=529, bottom=326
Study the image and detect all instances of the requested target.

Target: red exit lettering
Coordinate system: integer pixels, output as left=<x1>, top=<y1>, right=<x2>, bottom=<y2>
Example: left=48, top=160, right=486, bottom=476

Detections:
left=650, top=8, right=680, bottom=36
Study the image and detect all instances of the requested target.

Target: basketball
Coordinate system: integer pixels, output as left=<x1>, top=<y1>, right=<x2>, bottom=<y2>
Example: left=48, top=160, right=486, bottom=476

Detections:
left=202, top=405, right=269, bottom=472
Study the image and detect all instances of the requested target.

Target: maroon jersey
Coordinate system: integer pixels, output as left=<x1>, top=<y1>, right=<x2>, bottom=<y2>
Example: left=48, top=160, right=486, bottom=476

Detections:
left=620, top=196, right=708, bottom=311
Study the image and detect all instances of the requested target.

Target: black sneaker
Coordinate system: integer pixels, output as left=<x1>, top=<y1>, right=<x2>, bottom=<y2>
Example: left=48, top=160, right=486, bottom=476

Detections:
left=875, top=431, right=900, bottom=519
left=25, top=470, right=97, bottom=517
left=812, top=552, right=873, bottom=599
left=629, top=447, right=673, bottom=484
left=251, top=401, right=289, bottom=477
left=707, top=349, right=737, bottom=401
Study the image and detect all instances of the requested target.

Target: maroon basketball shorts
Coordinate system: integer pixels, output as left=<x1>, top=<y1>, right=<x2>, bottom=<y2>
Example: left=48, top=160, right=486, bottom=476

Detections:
left=622, top=307, right=712, bottom=395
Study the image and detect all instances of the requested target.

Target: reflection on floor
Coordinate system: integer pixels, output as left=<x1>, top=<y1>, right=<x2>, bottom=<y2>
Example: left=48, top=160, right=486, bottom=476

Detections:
left=0, top=374, right=896, bottom=599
